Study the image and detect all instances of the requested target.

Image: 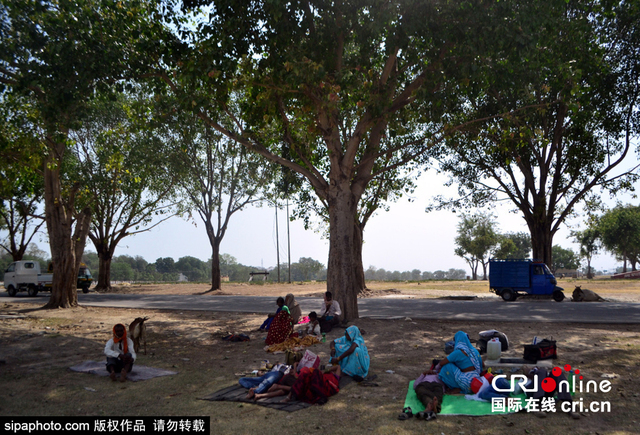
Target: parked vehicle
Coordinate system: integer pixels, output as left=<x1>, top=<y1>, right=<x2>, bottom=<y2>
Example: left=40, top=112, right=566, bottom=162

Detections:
left=4, top=261, right=93, bottom=297
left=46, top=262, right=93, bottom=294
left=489, top=259, right=565, bottom=302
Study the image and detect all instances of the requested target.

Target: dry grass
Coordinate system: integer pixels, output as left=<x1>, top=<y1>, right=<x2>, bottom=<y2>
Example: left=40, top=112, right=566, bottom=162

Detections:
left=110, top=278, right=640, bottom=302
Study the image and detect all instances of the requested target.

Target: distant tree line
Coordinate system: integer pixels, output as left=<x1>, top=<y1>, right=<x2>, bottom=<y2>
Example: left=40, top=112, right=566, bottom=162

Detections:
left=364, top=266, right=467, bottom=281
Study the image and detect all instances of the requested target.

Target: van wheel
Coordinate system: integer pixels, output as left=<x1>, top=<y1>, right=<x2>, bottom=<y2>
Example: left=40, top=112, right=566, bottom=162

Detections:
left=27, top=285, right=38, bottom=297
left=82, top=286, right=89, bottom=294
left=7, top=285, right=17, bottom=297
left=501, top=288, right=516, bottom=302
left=553, top=290, right=565, bottom=302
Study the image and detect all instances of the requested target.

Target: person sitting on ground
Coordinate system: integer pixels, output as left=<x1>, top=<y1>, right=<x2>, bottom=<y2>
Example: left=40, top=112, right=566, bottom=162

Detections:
left=319, top=291, right=342, bottom=332
left=329, top=325, right=370, bottom=379
left=104, top=323, right=136, bottom=382
left=302, top=311, right=321, bottom=338
left=265, top=305, right=293, bottom=346
left=282, top=364, right=342, bottom=404
left=284, top=293, right=302, bottom=325
left=259, top=297, right=285, bottom=332
left=240, top=364, right=290, bottom=399
left=434, top=331, right=483, bottom=394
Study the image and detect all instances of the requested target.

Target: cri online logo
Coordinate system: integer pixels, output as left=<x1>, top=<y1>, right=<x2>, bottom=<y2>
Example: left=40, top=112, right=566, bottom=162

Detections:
left=493, top=364, right=612, bottom=394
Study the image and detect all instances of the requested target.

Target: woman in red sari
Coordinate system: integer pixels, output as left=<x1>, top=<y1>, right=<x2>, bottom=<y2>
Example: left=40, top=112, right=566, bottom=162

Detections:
left=265, top=305, right=293, bottom=345
left=285, top=365, right=341, bottom=405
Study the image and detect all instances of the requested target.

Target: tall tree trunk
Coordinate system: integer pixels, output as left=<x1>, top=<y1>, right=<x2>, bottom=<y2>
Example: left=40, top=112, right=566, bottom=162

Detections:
left=211, top=238, right=222, bottom=291
left=353, top=222, right=367, bottom=294
left=74, top=207, right=92, bottom=277
left=96, top=253, right=112, bottom=291
left=326, top=181, right=359, bottom=322
left=528, top=220, right=554, bottom=269
left=42, top=149, right=80, bottom=309
left=586, top=258, right=593, bottom=279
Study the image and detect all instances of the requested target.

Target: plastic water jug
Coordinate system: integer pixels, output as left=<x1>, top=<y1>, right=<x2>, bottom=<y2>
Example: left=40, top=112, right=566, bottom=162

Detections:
left=487, top=337, right=501, bottom=360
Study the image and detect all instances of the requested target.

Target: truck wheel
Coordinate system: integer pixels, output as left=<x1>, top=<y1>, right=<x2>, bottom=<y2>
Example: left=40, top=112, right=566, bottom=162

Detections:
left=27, top=285, right=38, bottom=297
left=82, top=286, right=89, bottom=294
left=7, top=285, right=17, bottom=297
left=501, top=288, right=516, bottom=302
left=553, top=290, right=565, bottom=302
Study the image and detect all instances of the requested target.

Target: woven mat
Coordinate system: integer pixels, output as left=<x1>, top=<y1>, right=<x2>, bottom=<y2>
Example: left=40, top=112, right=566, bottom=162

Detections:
left=69, top=360, right=177, bottom=382
left=200, top=374, right=355, bottom=412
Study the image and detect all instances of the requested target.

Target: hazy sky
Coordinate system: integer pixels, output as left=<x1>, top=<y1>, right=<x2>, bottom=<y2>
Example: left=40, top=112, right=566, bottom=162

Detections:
left=99, top=169, right=631, bottom=275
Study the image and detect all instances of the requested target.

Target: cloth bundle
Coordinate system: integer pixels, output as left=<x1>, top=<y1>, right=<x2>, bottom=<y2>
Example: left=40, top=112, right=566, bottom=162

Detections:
left=266, top=335, right=320, bottom=353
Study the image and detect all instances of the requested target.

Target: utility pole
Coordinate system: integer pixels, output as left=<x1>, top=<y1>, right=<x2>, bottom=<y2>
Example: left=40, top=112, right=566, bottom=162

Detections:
left=275, top=203, right=280, bottom=283
left=286, top=198, right=291, bottom=283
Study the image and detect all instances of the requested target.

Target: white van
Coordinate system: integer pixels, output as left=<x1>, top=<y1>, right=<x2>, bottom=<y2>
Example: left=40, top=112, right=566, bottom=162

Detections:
left=4, top=261, right=53, bottom=297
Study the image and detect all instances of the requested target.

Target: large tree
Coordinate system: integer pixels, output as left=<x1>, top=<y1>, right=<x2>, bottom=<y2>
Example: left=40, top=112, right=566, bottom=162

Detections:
left=551, top=245, right=580, bottom=274
left=166, top=113, right=275, bottom=291
left=72, top=96, right=179, bottom=292
left=430, top=0, right=640, bottom=268
left=159, top=0, right=514, bottom=320
left=0, top=0, right=163, bottom=307
left=572, top=227, right=600, bottom=278
left=492, top=232, right=532, bottom=261
left=598, top=205, right=640, bottom=272
left=454, top=212, right=499, bottom=280
left=0, top=94, right=46, bottom=260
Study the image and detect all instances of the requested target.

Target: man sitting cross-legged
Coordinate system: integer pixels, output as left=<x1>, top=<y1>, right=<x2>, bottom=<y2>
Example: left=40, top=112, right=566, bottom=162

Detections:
left=104, top=323, right=136, bottom=382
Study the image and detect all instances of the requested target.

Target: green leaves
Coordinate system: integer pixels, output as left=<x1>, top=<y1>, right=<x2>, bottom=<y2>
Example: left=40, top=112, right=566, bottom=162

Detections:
left=598, top=205, right=640, bottom=270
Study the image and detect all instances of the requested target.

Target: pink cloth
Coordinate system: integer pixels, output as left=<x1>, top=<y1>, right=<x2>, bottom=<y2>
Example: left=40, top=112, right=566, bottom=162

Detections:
left=414, top=373, right=445, bottom=392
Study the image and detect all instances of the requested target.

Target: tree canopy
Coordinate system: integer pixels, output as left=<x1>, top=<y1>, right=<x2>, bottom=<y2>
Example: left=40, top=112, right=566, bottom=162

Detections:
left=0, top=0, right=166, bottom=307
left=430, top=0, right=640, bottom=268
left=157, top=0, right=533, bottom=320
left=73, top=95, right=179, bottom=291
left=598, top=204, right=640, bottom=272
left=454, top=212, right=499, bottom=280
left=551, top=245, right=580, bottom=273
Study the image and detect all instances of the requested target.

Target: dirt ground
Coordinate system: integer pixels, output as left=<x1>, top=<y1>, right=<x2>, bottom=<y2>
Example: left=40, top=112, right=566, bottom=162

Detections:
left=1, top=279, right=640, bottom=435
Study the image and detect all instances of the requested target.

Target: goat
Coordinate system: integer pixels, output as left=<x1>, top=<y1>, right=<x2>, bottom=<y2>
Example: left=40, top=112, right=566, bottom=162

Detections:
left=129, top=317, right=149, bottom=354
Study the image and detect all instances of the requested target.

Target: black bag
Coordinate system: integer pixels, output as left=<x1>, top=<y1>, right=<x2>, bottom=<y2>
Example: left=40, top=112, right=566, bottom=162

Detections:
left=477, top=330, right=509, bottom=354
left=523, top=339, right=557, bottom=361
left=222, top=333, right=250, bottom=342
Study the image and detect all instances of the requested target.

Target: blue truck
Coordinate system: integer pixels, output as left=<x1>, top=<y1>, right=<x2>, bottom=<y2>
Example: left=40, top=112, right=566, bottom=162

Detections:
left=489, top=259, right=565, bottom=302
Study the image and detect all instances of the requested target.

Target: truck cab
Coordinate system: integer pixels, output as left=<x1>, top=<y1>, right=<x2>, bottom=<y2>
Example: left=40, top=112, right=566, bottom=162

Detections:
left=489, top=259, right=564, bottom=302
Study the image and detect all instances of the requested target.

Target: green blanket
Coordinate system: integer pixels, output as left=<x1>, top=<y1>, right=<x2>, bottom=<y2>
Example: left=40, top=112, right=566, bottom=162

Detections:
left=403, top=380, right=524, bottom=416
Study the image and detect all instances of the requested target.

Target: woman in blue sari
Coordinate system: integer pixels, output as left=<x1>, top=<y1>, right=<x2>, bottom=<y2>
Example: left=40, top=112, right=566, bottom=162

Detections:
left=329, top=325, right=370, bottom=378
left=435, top=331, right=483, bottom=394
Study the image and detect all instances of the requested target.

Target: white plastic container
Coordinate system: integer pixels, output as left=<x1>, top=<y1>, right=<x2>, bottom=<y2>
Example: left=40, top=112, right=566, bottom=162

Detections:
left=487, top=337, right=501, bottom=361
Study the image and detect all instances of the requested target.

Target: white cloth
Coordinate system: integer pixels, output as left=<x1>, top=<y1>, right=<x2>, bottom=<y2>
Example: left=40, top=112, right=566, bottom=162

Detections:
left=104, top=337, right=136, bottom=361
left=319, top=300, right=341, bottom=317
left=305, top=321, right=321, bottom=336
left=464, top=376, right=490, bottom=402
left=272, top=364, right=291, bottom=375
